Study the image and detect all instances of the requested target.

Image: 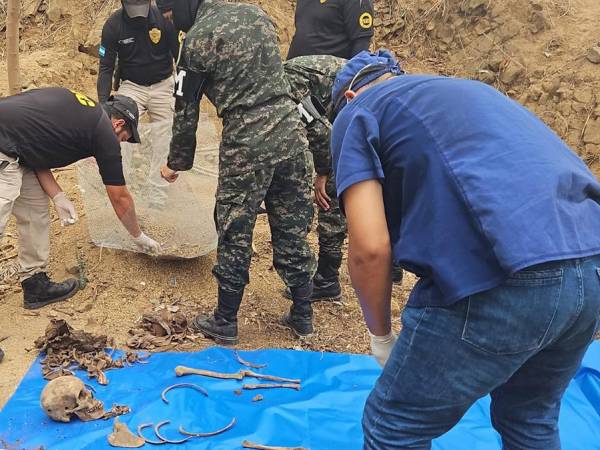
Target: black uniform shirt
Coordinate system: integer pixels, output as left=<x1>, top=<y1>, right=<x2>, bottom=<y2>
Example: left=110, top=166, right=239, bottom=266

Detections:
left=0, top=88, right=126, bottom=185
left=287, top=0, right=374, bottom=60
left=97, top=4, right=179, bottom=102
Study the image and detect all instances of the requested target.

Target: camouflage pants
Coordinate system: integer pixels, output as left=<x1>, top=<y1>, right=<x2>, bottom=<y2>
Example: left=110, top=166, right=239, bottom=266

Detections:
left=213, top=152, right=316, bottom=292
left=317, top=172, right=347, bottom=267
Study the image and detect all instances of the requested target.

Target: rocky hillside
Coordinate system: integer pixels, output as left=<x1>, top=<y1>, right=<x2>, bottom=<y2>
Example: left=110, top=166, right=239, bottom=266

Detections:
left=1, top=0, right=600, bottom=175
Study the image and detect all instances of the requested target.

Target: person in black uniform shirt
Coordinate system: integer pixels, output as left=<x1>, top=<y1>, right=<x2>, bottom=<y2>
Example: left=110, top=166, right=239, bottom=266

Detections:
left=0, top=88, right=159, bottom=320
left=287, top=0, right=374, bottom=60
left=98, top=0, right=179, bottom=208
left=97, top=0, right=179, bottom=106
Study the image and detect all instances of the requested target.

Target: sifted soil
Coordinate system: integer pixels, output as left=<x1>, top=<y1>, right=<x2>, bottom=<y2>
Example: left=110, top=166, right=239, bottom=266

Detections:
left=1, top=0, right=600, bottom=409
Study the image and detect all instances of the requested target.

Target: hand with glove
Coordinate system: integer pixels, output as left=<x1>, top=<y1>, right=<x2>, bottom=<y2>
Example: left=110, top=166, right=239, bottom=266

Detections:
left=369, top=331, right=397, bottom=367
left=132, top=232, right=161, bottom=254
left=51, top=192, right=79, bottom=226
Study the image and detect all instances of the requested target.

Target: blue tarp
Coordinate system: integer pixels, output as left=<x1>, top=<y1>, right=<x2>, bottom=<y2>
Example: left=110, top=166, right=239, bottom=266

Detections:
left=1, top=343, right=600, bottom=449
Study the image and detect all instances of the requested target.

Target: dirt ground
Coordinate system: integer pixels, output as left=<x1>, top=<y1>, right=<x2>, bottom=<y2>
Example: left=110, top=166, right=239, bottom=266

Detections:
left=1, top=0, right=600, bottom=409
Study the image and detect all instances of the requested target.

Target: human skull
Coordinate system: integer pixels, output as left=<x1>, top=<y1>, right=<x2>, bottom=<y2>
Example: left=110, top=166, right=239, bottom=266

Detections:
left=40, top=376, right=105, bottom=422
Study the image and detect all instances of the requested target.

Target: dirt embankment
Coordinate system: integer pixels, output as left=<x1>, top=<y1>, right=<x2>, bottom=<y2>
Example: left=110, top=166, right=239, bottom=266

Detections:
left=374, top=0, right=600, bottom=177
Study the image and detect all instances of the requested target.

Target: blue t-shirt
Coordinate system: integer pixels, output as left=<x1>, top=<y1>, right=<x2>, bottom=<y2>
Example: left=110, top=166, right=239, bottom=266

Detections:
left=331, top=75, right=600, bottom=307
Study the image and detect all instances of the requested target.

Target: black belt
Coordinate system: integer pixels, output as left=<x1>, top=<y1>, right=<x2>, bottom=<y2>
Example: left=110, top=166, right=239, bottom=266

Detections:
left=0, top=149, right=17, bottom=159
left=121, top=76, right=169, bottom=87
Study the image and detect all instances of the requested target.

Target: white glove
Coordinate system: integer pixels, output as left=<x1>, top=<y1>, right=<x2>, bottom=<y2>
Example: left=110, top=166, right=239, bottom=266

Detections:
left=369, top=331, right=397, bottom=368
left=132, top=232, right=160, bottom=254
left=51, top=192, right=78, bottom=226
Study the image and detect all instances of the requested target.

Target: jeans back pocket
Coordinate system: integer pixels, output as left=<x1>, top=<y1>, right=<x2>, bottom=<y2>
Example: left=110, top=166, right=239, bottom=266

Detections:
left=462, top=268, right=563, bottom=355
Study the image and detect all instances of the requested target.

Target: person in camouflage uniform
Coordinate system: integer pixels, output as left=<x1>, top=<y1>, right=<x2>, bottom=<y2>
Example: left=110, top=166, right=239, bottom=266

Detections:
left=159, top=0, right=316, bottom=344
left=284, top=55, right=347, bottom=301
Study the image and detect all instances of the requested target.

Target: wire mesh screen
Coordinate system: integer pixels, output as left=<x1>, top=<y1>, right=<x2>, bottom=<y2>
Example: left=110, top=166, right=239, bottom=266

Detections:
left=77, top=116, right=219, bottom=259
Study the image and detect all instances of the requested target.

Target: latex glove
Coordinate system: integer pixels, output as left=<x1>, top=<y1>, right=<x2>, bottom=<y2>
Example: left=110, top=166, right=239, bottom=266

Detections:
left=314, top=174, right=331, bottom=211
left=132, top=232, right=161, bottom=254
left=51, top=192, right=79, bottom=226
left=160, top=164, right=179, bottom=183
left=369, top=331, right=397, bottom=368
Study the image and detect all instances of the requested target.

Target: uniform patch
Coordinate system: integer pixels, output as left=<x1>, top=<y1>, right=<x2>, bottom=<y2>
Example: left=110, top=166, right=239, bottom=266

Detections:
left=69, top=90, right=96, bottom=107
left=99, top=46, right=106, bottom=57
left=149, top=28, right=161, bottom=44
left=319, top=0, right=327, bottom=3
left=359, top=12, right=373, bottom=29
left=174, top=65, right=207, bottom=103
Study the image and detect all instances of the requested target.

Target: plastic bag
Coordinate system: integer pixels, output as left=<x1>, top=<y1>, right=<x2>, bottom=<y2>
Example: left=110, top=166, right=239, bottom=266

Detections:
left=77, top=116, right=219, bottom=259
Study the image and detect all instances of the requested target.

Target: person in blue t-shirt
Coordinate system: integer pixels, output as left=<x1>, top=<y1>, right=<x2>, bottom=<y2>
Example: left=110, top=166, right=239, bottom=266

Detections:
left=330, top=49, right=600, bottom=450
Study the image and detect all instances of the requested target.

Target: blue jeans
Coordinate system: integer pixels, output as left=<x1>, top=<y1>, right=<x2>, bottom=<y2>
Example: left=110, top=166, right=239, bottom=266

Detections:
left=363, top=255, right=600, bottom=450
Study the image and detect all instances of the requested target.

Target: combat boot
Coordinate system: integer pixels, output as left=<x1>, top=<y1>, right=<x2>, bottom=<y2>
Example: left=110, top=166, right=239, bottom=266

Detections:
left=283, top=254, right=343, bottom=302
left=191, top=287, right=242, bottom=345
left=282, top=282, right=314, bottom=337
left=22, top=272, right=79, bottom=310
left=311, top=273, right=342, bottom=301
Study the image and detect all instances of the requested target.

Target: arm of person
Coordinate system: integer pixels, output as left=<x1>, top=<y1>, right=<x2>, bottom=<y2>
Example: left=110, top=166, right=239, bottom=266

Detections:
left=164, top=14, right=181, bottom=63
left=97, top=17, right=119, bottom=103
left=343, top=0, right=374, bottom=57
left=92, top=116, right=159, bottom=252
left=104, top=184, right=141, bottom=237
left=331, top=104, right=396, bottom=366
left=349, top=36, right=372, bottom=57
left=35, top=169, right=79, bottom=225
left=35, top=169, right=61, bottom=198
left=164, top=47, right=204, bottom=175
left=308, top=123, right=333, bottom=210
left=345, top=179, right=396, bottom=367
left=344, top=179, right=393, bottom=336
left=104, top=184, right=160, bottom=253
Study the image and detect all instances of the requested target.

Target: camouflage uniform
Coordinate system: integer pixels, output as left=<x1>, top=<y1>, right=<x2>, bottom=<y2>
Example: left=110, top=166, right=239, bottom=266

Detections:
left=167, top=0, right=315, bottom=292
left=284, top=55, right=347, bottom=279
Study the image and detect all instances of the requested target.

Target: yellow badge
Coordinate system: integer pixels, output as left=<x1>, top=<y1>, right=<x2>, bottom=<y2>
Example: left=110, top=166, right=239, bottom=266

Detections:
left=359, top=12, right=373, bottom=29
left=149, top=28, right=161, bottom=44
left=320, top=0, right=327, bottom=3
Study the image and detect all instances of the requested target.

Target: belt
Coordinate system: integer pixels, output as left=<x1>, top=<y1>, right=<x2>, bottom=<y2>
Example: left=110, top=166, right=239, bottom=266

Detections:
left=0, top=149, right=17, bottom=159
left=121, top=76, right=171, bottom=87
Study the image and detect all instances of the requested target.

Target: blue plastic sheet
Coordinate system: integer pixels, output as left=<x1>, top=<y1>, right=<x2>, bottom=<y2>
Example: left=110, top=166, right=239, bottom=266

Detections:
left=1, top=343, right=600, bottom=449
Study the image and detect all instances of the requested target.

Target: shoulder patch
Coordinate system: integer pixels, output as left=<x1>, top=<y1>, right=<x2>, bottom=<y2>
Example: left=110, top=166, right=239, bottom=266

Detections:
left=99, top=46, right=106, bottom=57
left=174, top=64, right=207, bottom=103
left=359, top=12, right=373, bottom=29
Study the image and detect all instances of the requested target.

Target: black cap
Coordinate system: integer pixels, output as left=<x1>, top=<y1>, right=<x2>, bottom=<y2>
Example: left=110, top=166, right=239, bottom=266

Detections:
left=122, top=0, right=150, bottom=18
left=156, top=0, right=174, bottom=12
left=107, top=94, right=141, bottom=144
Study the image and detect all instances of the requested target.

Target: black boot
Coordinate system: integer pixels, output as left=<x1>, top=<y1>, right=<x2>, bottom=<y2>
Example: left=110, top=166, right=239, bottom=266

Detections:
left=392, top=264, right=404, bottom=285
left=0, top=347, right=4, bottom=363
left=283, top=254, right=343, bottom=302
left=22, top=272, right=79, bottom=310
left=311, top=273, right=342, bottom=302
left=191, top=287, right=242, bottom=345
left=282, top=282, right=314, bottom=337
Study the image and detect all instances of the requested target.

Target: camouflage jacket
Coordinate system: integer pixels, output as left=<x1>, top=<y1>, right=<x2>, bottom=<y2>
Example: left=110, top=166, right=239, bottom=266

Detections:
left=284, top=55, right=346, bottom=175
left=167, top=0, right=307, bottom=176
